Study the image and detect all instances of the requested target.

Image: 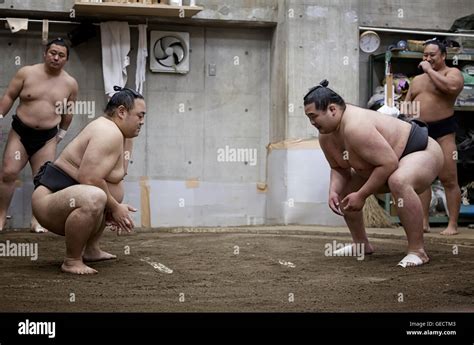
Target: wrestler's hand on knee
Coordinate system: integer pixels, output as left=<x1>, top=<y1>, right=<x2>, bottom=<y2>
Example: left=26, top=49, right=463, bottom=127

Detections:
left=341, top=192, right=365, bottom=212
left=328, top=191, right=343, bottom=216
left=111, top=204, right=137, bottom=234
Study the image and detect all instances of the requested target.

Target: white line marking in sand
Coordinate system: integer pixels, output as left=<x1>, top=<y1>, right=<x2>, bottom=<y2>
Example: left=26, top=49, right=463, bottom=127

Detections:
left=278, top=259, right=296, bottom=268
left=140, top=257, right=173, bottom=274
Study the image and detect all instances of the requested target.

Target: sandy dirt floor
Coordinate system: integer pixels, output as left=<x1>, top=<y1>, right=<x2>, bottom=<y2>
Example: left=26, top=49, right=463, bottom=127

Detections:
left=0, top=226, right=473, bottom=312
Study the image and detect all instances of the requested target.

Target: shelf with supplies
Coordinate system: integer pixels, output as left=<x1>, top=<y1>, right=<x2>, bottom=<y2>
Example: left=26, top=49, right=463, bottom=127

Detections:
left=370, top=50, right=474, bottom=62
left=379, top=194, right=474, bottom=225
left=454, top=106, right=474, bottom=111
left=369, top=48, right=474, bottom=225
left=73, top=1, right=203, bottom=18
left=368, top=50, right=474, bottom=102
left=380, top=194, right=449, bottom=224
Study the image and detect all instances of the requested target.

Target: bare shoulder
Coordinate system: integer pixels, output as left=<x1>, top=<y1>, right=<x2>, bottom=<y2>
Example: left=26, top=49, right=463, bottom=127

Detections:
left=85, top=117, right=122, bottom=144
left=15, top=64, right=36, bottom=77
left=447, top=66, right=462, bottom=74
left=31, top=63, right=47, bottom=73
left=62, top=71, right=79, bottom=90
left=344, top=105, right=373, bottom=129
left=21, top=64, right=47, bottom=79
left=447, top=66, right=463, bottom=78
left=343, top=107, right=378, bottom=141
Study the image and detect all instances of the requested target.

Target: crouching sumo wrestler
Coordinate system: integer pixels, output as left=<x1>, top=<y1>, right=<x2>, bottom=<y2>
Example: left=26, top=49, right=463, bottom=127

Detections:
left=31, top=87, right=146, bottom=274
left=304, top=80, right=444, bottom=267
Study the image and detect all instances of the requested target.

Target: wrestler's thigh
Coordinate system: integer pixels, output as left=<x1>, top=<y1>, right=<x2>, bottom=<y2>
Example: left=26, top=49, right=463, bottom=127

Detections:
left=392, top=138, right=443, bottom=194
left=1, top=130, right=28, bottom=175
left=29, top=137, right=57, bottom=176
left=31, top=184, right=106, bottom=235
left=436, top=133, right=458, bottom=182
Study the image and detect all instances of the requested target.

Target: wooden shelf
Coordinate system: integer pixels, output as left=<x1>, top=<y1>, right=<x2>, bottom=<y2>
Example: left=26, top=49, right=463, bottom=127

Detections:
left=73, top=1, right=203, bottom=18
left=460, top=204, right=474, bottom=216
left=383, top=193, right=474, bottom=224
left=372, top=51, right=474, bottom=61
left=369, top=51, right=474, bottom=108
left=383, top=194, right=451, bottom=225
left=455, top=106, right=474, bottom=111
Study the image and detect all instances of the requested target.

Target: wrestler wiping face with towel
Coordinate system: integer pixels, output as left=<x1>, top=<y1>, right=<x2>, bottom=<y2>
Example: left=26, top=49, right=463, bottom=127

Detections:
left=32, top=87, right=146, bottom=274
left=304, top=80, right=443, bottom=267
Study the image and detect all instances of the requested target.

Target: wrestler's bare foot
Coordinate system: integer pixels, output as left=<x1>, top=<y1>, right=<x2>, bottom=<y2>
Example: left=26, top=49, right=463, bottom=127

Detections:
left=83, top=248, right=117, bottom=262
left=30, top=215, right=48, bottom=233
left=346, top=242, right=375, bottom=254
left=363, top=242, right=375, bottom=254
left=423, top=219, right=430, bottom=233
left=440, top=225, right=459, bottom=236
left=0, top=215, right=11, bottom=232
left=30, top=222, right=48, bottom=233
left=61, top=258, right=98, bottom=274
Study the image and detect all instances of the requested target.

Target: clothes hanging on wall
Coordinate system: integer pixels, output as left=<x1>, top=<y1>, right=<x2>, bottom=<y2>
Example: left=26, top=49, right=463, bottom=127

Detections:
left=135, top=24, right=148, bottom=95
left=100, top=21, right=130, bottom=97
left=6, top=18, right=28, bottom=33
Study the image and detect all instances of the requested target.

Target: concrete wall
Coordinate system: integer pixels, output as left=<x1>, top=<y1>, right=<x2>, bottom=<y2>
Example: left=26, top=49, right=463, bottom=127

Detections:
left=0, top=0, right=67, bottom=12
left=263, top=0, right=358, bottom=226
left=284, top=0, right=359, bottom=139
left=359, top=0, right=474, bottom=31
left=0, top=16, right=272, bottom=228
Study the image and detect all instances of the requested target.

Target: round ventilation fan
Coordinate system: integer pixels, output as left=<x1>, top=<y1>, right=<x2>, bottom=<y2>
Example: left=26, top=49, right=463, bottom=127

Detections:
left=153, top=36, right=187, bottom=68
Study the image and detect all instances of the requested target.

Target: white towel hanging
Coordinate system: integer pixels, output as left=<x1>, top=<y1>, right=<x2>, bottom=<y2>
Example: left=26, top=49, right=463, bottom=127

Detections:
left=100, top=21, right=130, bottom=97
left=6, top=18, right=28, bottom=33
left=135, top=24, right=148, bottom=95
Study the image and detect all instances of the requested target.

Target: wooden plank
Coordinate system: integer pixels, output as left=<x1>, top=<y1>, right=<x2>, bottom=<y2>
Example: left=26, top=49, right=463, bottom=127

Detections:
left=454, top=106, right=474, bottom=111
left=73, top=1, right=203, bottom=18
left=390, top=51, right=474, bottom=61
